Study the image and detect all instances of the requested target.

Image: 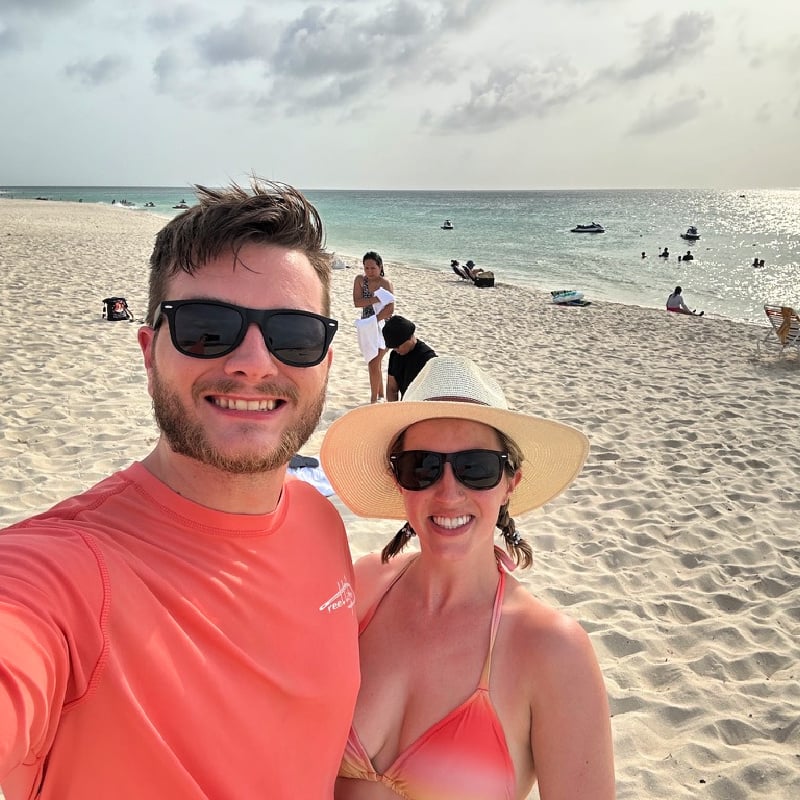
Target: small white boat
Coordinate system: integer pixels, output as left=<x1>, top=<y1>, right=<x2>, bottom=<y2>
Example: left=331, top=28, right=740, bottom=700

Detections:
left=570, top=222, right=604, bottom=233
left=551, top=290, right=585, bottom=305
left=441, top=219, right=454, bottom=230
left=681, top=226, right=700, bottom=241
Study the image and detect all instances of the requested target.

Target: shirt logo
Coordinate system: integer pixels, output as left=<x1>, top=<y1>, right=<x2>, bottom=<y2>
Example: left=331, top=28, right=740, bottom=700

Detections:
left=319, top=579, right=355, bottom=613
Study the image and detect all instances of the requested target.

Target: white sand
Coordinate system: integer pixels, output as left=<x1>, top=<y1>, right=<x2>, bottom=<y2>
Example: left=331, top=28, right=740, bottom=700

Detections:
left=1, top=199, right=799, bottom=799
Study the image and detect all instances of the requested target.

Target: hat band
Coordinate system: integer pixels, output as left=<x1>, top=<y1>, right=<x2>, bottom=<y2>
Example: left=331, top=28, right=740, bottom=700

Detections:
left=424, top=396, right=490, bottom=404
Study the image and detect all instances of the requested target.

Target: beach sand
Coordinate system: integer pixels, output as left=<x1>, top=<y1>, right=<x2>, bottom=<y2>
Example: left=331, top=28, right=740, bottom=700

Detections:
left=1, top=199, right=799, bottom=799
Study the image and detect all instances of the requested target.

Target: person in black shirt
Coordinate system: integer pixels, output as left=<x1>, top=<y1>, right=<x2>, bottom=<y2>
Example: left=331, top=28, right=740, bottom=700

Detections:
left=382, top=315, right=437, bottom=401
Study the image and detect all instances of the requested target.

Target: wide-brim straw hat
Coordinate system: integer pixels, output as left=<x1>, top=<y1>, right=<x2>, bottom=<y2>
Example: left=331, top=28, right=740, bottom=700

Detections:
left=321, top=356, right=589, bottom=519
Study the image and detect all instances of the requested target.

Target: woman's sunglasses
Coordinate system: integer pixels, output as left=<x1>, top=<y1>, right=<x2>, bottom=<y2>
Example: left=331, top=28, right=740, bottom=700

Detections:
left=389, top=449, right=510, bottom=491
left=154, top=300, right=338, bottom=367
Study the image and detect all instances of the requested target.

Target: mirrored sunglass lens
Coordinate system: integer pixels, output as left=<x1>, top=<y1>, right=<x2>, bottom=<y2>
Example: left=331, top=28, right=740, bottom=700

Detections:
left=265, top=314, right=327, bottom=365
left=174, top=305, right=242, bottom=356
left=453, top=452, right=502, bottom=488
left=395, top=452, right=443, bottom=489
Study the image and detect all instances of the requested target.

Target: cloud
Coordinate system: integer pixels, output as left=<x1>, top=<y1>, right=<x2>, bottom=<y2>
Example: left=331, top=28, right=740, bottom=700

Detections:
left=195, top=7, right=275, bottom=65
left=153, top=48, right=183, bottom=95
left=2, top=0, right=88, bottom=11
left=0, top=23, right=23, bottom=53
left=271, top=6, right=369, bottom=80
left=606, top=12, right=715, bottom=82
left=627, top=91, right=706, bottom=136
left=146, top=5, right=197, bottom=36
left=427, top=60, right=580, bottom=132
left=63, top=54, right=128, bottom=86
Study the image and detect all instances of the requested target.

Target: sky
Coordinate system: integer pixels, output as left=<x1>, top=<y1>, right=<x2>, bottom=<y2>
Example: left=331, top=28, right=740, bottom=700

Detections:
left=1, top=0, right=799, bottom=189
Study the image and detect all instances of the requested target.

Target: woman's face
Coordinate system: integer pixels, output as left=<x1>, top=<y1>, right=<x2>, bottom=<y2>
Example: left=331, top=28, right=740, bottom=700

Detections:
left=397, top=418, right=520, bottom=557
left=363, top=258, right=382, bottom=278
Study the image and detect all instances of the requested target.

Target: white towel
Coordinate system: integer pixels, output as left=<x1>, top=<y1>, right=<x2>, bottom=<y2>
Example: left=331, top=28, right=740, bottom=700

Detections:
left=355, top=316, right=386, bottom=363
left=374, top=287, right=394, bottom=307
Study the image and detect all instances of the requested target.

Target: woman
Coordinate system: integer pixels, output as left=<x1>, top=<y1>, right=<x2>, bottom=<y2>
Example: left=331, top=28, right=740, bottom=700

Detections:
left=321, top=356, right=615, bottom=800
left=353, top=250, right=395, bottom=403
left=666, top=285, right=703, bottom=316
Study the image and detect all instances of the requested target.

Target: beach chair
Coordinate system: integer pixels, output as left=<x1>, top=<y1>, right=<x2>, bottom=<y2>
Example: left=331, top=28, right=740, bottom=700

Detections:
left=759, top=304, right=800, bottom=357
left=451, top=261, right=469, bottom=280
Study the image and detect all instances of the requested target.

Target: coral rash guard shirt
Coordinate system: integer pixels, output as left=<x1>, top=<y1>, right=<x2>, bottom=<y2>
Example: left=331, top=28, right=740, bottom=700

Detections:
left=0, top=463, right=359, bottom=800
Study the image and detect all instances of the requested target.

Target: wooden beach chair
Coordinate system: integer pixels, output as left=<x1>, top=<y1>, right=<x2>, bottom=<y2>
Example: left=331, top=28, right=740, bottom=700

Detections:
left=759, top=304, right=800, bottom=357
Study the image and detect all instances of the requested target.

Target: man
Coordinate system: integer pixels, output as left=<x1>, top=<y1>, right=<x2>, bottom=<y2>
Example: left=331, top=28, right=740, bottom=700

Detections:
left=382, top=315, right=437, bottom=401
left=0, top=180, right=359, bottom=799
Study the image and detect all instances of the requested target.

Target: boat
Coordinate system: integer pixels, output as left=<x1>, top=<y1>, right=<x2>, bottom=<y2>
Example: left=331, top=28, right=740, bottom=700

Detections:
left=570, top=222, right=604, bottom=233
left=680, top=226, right=700, bottom=241
left=441, top=219, right=454, bottom=230
left=551, top=289, right=585, bottom=305
left=173, top=201, right=190, bottom=209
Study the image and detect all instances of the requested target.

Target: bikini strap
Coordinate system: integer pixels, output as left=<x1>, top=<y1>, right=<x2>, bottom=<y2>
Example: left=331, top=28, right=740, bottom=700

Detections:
left=358, top=556, right=417, bottom=634
left=479, top=552, right=508, bottom=689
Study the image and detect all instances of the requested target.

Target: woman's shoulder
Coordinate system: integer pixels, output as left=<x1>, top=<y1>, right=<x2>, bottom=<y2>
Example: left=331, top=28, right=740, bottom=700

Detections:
left=354, top=550, right=414, bottom=588
left=502, top=580, right=595, bottom=671
left=353, top=551, right=415, bottom=618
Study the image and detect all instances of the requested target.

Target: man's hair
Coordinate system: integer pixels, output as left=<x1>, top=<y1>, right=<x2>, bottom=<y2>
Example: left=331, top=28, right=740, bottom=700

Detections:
left=146, top=178, right=331, bottom=324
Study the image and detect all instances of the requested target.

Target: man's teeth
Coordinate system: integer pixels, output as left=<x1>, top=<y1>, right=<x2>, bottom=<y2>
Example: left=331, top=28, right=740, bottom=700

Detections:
left=433, top=516, right=470, bottom=529
left=213, top=398, right=278, bottom=411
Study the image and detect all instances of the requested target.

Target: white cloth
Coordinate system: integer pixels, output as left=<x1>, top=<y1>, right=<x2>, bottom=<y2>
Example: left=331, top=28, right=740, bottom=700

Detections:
left=374, top=287, right=394, bottom=307
left=355, top=316, right=386, bottom=363
left=287, top=466, right=334, bottom=496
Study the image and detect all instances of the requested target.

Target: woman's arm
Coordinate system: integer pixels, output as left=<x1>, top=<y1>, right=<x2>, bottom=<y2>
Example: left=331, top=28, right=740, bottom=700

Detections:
left=353, top=275, right=379, bottom=309
left=376, top=280, right=395, bottom=322
left=528, top=616, right=615, bottom=800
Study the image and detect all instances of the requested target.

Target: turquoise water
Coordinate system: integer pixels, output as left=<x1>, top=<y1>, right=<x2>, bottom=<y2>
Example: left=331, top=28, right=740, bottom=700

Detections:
left=3, top=185, right=798, bottom=324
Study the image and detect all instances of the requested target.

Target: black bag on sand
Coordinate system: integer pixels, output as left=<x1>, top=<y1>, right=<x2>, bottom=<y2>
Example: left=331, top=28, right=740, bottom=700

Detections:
left=103, top=297, right=133, bottom=321
left=474, top=272, right=495, bottom=288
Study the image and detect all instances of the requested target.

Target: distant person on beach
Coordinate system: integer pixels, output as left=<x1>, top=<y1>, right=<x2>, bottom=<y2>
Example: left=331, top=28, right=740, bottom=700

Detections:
left=667, top=285, right=703, bottom=316
left=0, top=179, right=359, bottom=798
left=354, top=250, right=395, bottom=403
left=642, top=251, right=646, bottom=258
left=682, top=250, right=694, bottom=261
left=322, top=356, right=615, bottom=800
left=659, top=247, right=669, bottom=258
left=463, top=259, right=484, bottom=280
left=381, top=314, right=437, bottom=401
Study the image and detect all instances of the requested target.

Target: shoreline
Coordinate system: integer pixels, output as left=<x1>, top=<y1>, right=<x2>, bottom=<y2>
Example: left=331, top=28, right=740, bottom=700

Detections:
left=1, top=199, right=799, bottom=799
left=4, top=195, right=792, bottom=326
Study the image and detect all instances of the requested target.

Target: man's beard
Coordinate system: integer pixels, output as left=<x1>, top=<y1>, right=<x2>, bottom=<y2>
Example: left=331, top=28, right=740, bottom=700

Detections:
left=150, top=362, right=326, bottom=474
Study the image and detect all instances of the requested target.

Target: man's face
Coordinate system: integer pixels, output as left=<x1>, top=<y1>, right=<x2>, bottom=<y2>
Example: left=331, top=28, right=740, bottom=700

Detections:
left=394, top=335, right=416, bottom=356
left=138, top=244, right=332, bottom=474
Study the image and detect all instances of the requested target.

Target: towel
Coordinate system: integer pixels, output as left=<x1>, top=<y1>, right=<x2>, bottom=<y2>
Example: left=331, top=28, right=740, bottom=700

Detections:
left=777, top=307, right=794, bottom=344
left=355, top=315, right=385, bottom=363
left=355, top=288, right=394, bottom=362
left=287, top=466, right=334, bottom=496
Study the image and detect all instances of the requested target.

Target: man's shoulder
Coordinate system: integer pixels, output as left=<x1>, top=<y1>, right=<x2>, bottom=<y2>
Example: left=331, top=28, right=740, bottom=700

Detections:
left=5, top=467, right=138, bottom=532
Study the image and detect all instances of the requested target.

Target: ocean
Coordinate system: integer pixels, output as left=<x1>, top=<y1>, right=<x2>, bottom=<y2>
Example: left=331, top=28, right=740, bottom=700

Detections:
left=2, top=185, right=798, bottom=325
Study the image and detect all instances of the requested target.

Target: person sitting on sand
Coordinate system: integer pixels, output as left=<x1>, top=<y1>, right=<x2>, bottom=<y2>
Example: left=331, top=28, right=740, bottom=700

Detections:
left=666, top=285, right=703, bottom=316
left=463, top=259, right=484, bottom=280
left=322, top=356, right=615, bottom=800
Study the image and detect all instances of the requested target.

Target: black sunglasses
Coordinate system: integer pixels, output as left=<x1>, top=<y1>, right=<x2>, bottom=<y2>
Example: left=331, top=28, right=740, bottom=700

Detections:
left=154, top=300, right=338, bottom=367
left=389, top=449, right=510, bottom=492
